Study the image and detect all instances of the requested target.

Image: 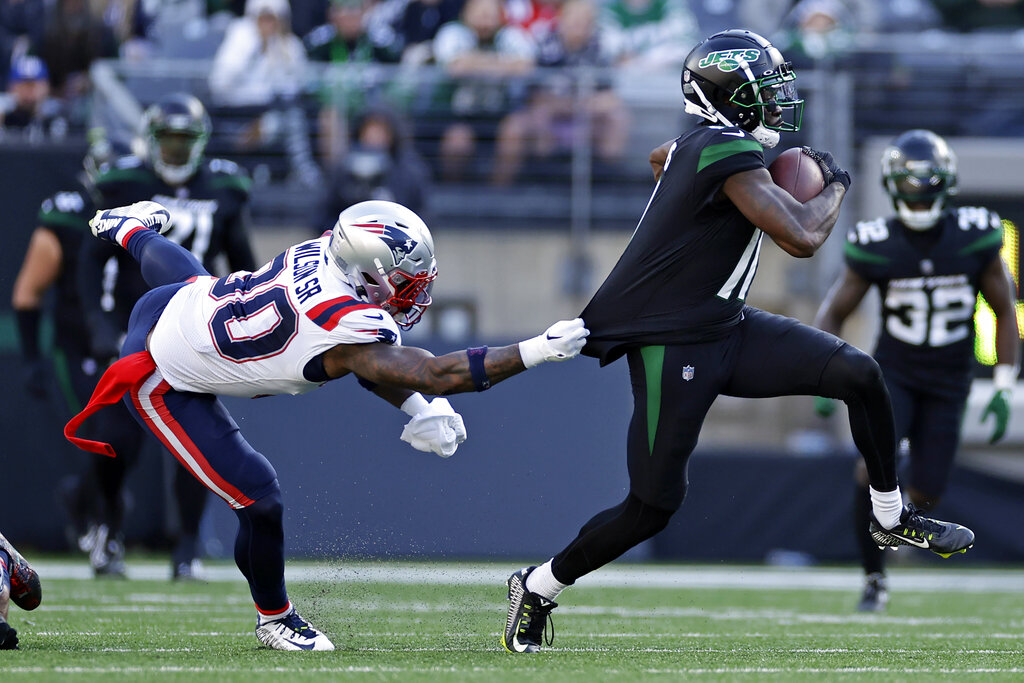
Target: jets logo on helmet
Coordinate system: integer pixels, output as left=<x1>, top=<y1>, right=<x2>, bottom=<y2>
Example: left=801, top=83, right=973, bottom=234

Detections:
left=697, top=49, right=761, bottom=72
left=353, top=222, right=419, bottom=266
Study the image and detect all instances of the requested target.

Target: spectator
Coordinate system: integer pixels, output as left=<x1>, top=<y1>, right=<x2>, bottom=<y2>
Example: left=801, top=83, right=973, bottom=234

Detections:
left=388, top=0, right=464, bottom=64
left=305, top=0, right=403, bottom=164
left=774, top=0, right=855, bottom=69
left=39, top=0, right=119, bottom=105
left=504, top=0, right=563, bottom=38
left=432, top=0, right=536, bottom=181
left=208, top=0, right=321, bottom=187
left=493, top=0, right=628, bottom=185
left=0, top=0, right=47, bottom=91
left=319, top=106, right=431, bottom=228
left=600, top=0, right=699, bottom=68
left=930, top=0, right=1024, bottom=31
left=0, top=54, right=68, bottom=141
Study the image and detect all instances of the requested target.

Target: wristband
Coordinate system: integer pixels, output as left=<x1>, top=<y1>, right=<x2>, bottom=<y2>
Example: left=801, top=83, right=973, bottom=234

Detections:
left=15, top=308, right=42, bottom=360
left=467, top=345, right=491, bottom=391
left=993, top=364, right=1017, bottom=393
left=401, top=392, right=430, bottom=417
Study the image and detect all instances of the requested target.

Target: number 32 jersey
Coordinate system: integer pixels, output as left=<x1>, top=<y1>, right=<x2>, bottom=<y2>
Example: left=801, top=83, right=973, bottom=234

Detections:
left=148, top=234, right=402, bottom=398
left=845, top=206, right=1003, bottom=394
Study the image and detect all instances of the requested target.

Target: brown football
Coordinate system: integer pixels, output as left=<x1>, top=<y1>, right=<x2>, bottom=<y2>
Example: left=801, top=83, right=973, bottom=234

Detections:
left=768, top=147, right=825, bottom=202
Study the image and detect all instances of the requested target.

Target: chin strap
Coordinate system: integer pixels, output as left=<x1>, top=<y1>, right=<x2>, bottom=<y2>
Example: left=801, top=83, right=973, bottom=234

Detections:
left=896, top=199, right=943, bottom=230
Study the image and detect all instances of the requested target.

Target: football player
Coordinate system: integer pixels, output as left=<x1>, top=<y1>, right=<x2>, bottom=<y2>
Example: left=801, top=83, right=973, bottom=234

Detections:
left=500, top=30, right=976, bottom=654
left=813, top=130, right=1019, bottom=612
left=77, top=93, right=257, bottom=579
left=0, top=530, right=42, bottom=650
left=65, top=199, right=588, bottom=651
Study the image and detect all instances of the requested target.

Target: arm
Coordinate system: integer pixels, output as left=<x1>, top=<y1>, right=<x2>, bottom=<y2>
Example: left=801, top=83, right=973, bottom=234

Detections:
left=813, top=266, right=872, bottom=338
left=77, top=237, right=124, bottom=360
left=979, top=254, right=1020, bottom=372
left=12, top=227, right=62, bottom=312
left=224, top=205, right=258, bottom=273
left=649, top=140, right=672, bottom=182
left=723, top=167, right=847, bottom=258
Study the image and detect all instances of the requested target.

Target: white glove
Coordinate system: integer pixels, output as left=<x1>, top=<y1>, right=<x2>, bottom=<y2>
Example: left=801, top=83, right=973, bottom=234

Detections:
left=518, top=318, right=590, bottom=369
left=400, top=397, right=468, bottom=458
left=90, top=200, right=173, bottom=244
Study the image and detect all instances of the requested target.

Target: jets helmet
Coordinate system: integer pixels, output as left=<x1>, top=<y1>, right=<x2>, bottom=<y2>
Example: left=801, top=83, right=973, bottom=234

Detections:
left=140, top=93, right=211, bottom=185
left=326, top=200, right=437, bottom=329
left=681, top=29, right=803, bottom=148
left=882, top=129, right=958, bottom=231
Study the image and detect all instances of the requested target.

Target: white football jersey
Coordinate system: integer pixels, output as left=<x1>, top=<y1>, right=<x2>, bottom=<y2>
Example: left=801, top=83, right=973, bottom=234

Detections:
left=148, top=235, right=402, bottom=397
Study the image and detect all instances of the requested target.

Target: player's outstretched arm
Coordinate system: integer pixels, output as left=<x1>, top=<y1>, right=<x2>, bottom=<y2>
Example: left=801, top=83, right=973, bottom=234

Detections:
left=723, top=156, right=849, bottom=258
left=324, top=319, right=590, bottom=396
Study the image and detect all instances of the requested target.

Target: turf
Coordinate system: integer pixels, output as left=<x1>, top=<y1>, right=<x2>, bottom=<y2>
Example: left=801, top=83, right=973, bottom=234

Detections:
left=3, top=560, right=1022, bottom=681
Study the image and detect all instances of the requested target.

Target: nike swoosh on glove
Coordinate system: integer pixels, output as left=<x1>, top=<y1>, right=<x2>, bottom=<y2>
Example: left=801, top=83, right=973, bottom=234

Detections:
left=401, top=397, right=468, bottom=458
left=518, top=318, right=591, bottom=368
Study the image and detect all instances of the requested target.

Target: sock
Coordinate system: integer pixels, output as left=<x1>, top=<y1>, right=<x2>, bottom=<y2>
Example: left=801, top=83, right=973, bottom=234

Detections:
left=870, top=485, right=903, bottom=529
left=257, top=601, right=293, bottom=625
left=0, top=551, right=9, bottom=593
left=525, top=560, right=569, bottom=602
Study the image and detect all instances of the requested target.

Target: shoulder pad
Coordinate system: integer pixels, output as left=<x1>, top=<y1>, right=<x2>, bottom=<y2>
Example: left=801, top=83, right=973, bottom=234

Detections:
left=206, top=159, right=252, bottom=194
left=955, top=206, right=1001, bottom=232
left=848, top=217, right=890, bottom=245
left=95, top=155, right=151, bottom=186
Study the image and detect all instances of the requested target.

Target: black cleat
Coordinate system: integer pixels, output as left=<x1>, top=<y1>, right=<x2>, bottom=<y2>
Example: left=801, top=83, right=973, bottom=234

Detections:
left=869, top=504, right=975, bottom=558
left=502, top=567, right=557, bottom=653
left=0, top=531, right=41, bottom=611
left=856, top=572, right=889, bottom=612
left=0, top=615, right=18, bottom=650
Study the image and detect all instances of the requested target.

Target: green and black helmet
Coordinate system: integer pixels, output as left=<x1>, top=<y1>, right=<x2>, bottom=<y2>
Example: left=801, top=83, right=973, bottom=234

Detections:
left=681, top=29, right=803, bottom=148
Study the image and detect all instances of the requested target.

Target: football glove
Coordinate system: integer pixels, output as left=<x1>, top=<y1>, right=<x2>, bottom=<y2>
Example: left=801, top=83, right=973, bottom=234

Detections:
left=801, top=147, right=851, bottom=191
left=813, top=396, right=836, bottom=418
left=89, top=201, right=172, bottom=246
left=401, top=397, right=468, bottom=458
left=980, top=389, right=1011, bottom=444
left=518, top=318, right=590, bottom=369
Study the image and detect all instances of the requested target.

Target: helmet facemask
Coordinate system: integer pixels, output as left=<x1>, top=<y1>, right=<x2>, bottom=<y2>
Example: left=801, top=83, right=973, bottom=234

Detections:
left=882, top=131, right=958, bottom=231
left=141, top=95, right=212, bottom=185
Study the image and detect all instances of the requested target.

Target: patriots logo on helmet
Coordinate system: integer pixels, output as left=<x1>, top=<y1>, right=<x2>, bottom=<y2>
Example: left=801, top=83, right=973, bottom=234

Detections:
left=355, top=222, right=418, bottom=265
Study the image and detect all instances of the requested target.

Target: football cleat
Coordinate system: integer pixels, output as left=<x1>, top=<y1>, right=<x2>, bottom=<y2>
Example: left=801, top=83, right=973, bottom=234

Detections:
left=869, top=504, right=975, bottom=558
left=89, top=201, right=172, bottom=247
left=255, top=610, right=335, bottom=651
left=172, top=559, right=206, bottom=582
left=856, top=572, right=889, bottom=613
left=502, top=566, right=557, bottom=654
left=0, top=531, right=41, bottom=611
left=0, top=615, right=18, bottom=650
left=89, top=525, right=126, bottom=578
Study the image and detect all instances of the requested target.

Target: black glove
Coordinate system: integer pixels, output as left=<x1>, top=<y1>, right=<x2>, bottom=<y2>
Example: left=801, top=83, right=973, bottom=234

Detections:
left=801, top=146, right=852, bottom=191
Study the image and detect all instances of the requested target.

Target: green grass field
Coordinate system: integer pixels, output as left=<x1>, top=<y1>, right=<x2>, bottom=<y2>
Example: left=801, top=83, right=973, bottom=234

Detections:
left=3, top=559, right=1022, bottom=681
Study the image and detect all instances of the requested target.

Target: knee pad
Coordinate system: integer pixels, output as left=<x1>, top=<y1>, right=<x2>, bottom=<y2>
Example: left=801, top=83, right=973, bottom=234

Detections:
left=821, top=344, right=884, bottom=402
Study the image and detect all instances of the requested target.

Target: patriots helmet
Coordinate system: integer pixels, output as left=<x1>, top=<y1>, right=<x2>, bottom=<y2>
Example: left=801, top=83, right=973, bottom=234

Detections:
left=681, top=29, right=803, bottom=148
left=326, top=200, right=437, bottom=329
left=140, top=93, right=211, bottom=185
left=882, top=129, right=958, bottom=231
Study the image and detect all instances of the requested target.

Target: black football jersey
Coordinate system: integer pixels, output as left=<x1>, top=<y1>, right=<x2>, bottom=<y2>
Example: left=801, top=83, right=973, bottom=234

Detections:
left=79, top=156, right=257, bottom=332
left=36, top=186, right=94, bottom=355
left=844, top=206, right=1004, bottom=395
left=581, top=125, right=766, bottom=365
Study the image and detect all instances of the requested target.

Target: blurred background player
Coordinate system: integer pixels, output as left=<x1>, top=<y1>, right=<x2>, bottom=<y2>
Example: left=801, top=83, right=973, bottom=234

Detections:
left=77, top=92, right=257, bottom=580
left=12, top=130, right=122, bottom=553
left=813, top=129, right=1020, bottom=612
left=67, top=199, right=588, bottom=650
left=0, top=531, right=42, bottom=650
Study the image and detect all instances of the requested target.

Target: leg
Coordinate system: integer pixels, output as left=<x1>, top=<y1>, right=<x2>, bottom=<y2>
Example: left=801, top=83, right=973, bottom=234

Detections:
left=0, top=552, right=14, bottom=649
left=905, top=389, right=967, bottom=511
left=171, top=465, right=209, bottom=579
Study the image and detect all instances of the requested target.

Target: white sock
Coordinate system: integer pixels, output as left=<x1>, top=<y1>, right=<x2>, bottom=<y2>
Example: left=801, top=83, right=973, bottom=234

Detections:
left=870, top=486, right=903, bottom=530
left=524, top=560, right=569, bottom=602
left=257, top=602, right=293, bottom=625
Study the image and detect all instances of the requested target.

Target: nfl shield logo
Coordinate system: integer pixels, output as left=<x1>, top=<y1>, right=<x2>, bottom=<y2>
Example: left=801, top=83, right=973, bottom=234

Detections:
left=682, top=365, right=695, bottom=381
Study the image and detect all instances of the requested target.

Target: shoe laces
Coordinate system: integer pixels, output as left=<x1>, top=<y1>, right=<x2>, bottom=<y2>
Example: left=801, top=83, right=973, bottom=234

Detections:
left=522, top=596, right=557, bottom=647
left=278, top=611, right=316, bottom=636
left=903, top=504, right=944, bottom=535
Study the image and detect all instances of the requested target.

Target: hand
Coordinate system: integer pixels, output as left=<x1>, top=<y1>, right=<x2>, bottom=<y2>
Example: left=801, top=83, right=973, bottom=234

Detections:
left=801, top=147, right=851, bottom=191
left=518, top=318, right=590, bottom=369
left=90, top=201, right=172, bottom=241
left=401, top=397, right=468, bottom=458
left=813, top=396, right=836, bottom=418
left=980, top=389, right=1011, bottom=444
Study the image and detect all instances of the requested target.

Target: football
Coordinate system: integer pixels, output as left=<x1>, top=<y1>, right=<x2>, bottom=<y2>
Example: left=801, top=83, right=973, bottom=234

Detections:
left=768, top=148, right=825, bottom=202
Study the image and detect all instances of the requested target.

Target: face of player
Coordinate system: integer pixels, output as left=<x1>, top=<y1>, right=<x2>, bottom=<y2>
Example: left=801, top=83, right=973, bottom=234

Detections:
left=156, top=130, right=200, bottom=168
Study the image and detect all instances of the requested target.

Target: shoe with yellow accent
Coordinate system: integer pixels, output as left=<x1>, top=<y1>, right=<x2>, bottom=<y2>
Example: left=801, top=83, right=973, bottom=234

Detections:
left=502, top=566, right=556, bottom=653
left=869, top=504, right=974, bottom=558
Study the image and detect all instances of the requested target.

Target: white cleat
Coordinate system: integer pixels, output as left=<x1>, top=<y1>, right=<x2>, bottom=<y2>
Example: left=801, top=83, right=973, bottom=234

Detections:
left=255, top=610, right=335, bottom=651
